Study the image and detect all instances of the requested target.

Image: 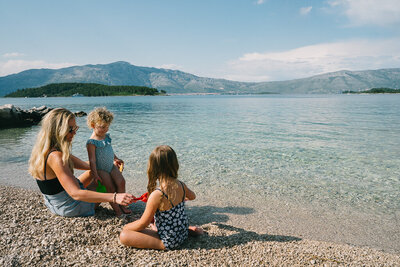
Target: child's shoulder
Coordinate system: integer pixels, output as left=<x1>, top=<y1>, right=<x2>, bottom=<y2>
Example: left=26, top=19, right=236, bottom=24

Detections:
left=150, top=188, right=163, bottom=196
left=148, top=189, right=163, bottom=203
left=86, top=134, right=111, bottom=147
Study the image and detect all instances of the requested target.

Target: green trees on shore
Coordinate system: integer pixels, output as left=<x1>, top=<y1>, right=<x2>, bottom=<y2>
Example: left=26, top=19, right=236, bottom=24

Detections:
left=342, top=88, right=400, bottom=94
left=5, top=83, right=165, bottom=97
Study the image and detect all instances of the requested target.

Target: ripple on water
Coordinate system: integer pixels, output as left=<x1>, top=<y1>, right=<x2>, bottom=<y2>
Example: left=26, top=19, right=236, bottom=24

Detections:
left=0, top=95, right=399, bottom=218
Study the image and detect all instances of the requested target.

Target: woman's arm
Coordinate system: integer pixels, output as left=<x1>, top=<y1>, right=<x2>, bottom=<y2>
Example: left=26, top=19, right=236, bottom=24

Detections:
left=123, top=191, right=161, bottom=231
left=70, top=154, right=90, bottom=170
left=48, top=152, right=133, bottom=204
left=86, top=144, right=101, bottom=182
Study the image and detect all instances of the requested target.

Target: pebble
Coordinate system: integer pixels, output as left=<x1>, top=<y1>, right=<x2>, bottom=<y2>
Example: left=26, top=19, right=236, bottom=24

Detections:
left=0, top=184, right=399, bottom=266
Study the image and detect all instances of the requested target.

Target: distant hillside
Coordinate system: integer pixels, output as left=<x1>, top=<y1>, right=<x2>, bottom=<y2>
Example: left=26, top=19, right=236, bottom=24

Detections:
left=0, top=61, right=399, bottom=96
left=4, top=83, right=162, bottom=97
left=251, top=69, right=400, bottom=94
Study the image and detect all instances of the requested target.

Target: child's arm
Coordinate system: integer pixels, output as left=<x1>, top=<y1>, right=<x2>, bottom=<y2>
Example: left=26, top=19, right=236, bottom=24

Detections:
left=86, top=144, right=101, bottom=182
left=122, top=191, right=162, bottom=231
left=182, top=182, right=196, bottom=201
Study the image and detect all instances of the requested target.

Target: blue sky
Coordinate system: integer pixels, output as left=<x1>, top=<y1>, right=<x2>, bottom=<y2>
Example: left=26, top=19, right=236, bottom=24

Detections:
left=1, top=0, right=400, bottom=81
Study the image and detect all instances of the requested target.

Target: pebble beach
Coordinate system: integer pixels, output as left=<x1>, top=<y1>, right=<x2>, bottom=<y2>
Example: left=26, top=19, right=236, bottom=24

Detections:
left=1, top=185, right=399, bottom=266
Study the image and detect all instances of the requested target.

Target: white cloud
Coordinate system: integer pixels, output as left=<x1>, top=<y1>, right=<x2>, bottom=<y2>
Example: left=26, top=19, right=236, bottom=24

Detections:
left=223, top=38, right=400, bottom=82
left=256, top=0, right=265, bottom=5
left=0, top=60, right=76, bottom=77
left=328, top=0, right=400, bottom=26
left=300, top=6, right=312, bottom=16
left=3, top=52, right=25, bottom=58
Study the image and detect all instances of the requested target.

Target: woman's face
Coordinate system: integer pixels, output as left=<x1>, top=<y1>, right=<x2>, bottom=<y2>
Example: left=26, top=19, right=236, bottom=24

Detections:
left=66, top=118, right=79, bottom=142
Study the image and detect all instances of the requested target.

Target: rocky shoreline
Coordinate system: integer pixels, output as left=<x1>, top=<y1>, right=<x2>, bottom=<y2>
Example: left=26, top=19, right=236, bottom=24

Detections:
left=0, top=105, right=86, bottom=129
left=0, top=185, right=399, bottom=266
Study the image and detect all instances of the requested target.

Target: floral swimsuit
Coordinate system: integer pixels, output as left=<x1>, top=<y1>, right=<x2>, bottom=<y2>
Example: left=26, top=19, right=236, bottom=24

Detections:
left=154, top=181, right=189, bottom=250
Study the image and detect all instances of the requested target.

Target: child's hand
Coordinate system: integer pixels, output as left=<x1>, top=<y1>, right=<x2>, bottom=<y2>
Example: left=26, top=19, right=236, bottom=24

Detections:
left=114, top=158, right=123, bottom=166
left=114, top=158, right=124, bottom=172
left=95, top=176, right=102, bottom=183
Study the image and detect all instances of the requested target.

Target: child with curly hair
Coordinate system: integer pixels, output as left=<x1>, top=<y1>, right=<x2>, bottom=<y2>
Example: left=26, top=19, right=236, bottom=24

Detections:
left=86, top=107, right=131, bottom=216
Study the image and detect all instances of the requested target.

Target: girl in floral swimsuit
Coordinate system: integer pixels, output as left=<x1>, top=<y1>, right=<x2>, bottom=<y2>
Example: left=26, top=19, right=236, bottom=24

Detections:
left=120, top=145, right=203, bottom=250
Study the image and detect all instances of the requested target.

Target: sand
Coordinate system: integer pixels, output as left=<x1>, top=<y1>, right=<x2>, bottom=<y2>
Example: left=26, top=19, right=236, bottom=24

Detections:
left=0, top=185, right=399, bottom=266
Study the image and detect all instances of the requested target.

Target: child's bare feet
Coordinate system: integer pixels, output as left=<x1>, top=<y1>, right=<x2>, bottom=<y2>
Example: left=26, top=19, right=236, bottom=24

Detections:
left=110, top=202, right=123, bottom=217
left=120, top=205, right=132, bottom=214
left=189, top=226, right=204, bottom=236
left=149, top=223, right=157, bottom=231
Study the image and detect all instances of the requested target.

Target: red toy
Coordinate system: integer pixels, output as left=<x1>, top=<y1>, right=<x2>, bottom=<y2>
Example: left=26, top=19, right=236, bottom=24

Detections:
left=133, top=192, right=148, bottom=203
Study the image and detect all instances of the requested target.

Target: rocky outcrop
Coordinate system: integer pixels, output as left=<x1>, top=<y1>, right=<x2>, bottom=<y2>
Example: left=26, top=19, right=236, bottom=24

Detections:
left=0, top=104, right=86, bottom=128
left=74, top=111, right=87, bottom=117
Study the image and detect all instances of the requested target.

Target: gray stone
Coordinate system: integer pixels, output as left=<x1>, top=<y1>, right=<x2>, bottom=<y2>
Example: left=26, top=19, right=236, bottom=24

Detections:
left=0, top=104, right=86, bottom=129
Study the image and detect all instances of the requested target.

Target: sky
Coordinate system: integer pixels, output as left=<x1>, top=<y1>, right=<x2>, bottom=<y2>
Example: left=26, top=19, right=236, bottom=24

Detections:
left=1, top=0, right=400, bottom=82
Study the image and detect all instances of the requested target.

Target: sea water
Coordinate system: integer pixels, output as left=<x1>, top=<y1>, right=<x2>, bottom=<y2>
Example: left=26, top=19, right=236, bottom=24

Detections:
left=1, top=95, right=399, bottom=250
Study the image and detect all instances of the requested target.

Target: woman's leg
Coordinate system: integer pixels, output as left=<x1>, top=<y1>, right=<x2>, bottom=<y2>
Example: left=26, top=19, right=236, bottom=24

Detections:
left=98, top=170, right=123, bottom=216
left=119, top=228, right=165, bottom=250
left=77, top=170, right=94, bottom=188
left=77, top=171, right=99, bottom=208
left=110, top=166, right=131, bottom=214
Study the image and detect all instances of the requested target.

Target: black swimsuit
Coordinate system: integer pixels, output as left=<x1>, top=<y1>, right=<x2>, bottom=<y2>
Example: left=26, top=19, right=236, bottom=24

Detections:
left=36, top=150, right=65, bottom=195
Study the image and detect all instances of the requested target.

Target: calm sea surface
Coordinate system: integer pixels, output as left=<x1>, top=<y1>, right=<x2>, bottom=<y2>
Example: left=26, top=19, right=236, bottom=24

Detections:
left=1, top=95, right=399, bottom=248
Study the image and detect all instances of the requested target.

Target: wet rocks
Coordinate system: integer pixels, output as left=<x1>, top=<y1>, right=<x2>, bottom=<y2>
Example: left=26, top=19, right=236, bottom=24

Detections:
left=74, top=111, right=87, bottom=117
left=0, top=104, right=51, bottom=128
left=0, top=104, right=86, bottom=128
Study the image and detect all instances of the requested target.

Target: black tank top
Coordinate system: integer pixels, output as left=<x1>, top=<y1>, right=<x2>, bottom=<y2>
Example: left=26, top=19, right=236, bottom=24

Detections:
left=36, top=150, right=65, bottom=195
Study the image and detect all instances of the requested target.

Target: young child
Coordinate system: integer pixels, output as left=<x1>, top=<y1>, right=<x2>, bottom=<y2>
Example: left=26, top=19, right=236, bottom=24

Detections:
left=119, top=145, right=202, bottom=250
left=86, top=107, right=131, bottom=216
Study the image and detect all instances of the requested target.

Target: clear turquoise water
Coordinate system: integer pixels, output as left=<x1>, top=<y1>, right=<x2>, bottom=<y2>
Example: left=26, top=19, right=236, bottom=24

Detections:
left=1, top=95, right=399, bottom=217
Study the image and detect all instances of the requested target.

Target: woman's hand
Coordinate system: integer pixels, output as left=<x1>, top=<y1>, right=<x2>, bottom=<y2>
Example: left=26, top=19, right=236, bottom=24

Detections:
left=115, top=193, right=135, bottom=206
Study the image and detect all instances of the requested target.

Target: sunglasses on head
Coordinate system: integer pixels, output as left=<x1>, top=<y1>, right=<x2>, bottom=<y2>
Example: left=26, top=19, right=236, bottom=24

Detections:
left=69, top=126, right=79, bottom=133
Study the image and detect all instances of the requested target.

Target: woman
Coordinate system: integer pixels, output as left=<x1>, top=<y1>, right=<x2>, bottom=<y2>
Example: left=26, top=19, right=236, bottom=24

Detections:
left=29, top=108, right=134, bottom=217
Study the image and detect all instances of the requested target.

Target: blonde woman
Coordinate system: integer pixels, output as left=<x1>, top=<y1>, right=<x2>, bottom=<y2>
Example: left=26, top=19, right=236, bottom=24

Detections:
left=29, top=108, right=134, bottom=217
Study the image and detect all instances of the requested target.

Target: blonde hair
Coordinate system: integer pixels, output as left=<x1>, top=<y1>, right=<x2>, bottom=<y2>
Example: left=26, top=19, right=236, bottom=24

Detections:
left=87, top=107, right=114, bottom=128
left=147, top=145, right=179, bottom=195
left=29, top=108, right=75, bottom=178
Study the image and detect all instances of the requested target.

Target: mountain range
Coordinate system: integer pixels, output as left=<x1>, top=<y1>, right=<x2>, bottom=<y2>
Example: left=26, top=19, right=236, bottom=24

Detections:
left=0, top=61, right=399, bottom=96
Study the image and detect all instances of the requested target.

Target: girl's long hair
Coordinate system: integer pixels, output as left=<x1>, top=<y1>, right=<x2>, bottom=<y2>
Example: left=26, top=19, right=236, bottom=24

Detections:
left=29, top=108, right=75, bottom=178
left=147, top=145, right=179, bottom=195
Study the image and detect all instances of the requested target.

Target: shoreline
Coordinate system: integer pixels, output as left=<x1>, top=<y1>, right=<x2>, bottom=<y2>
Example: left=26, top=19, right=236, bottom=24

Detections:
left=1, top=184, right=399, bottom=266
left=1, top=163, right=399, bottom=255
